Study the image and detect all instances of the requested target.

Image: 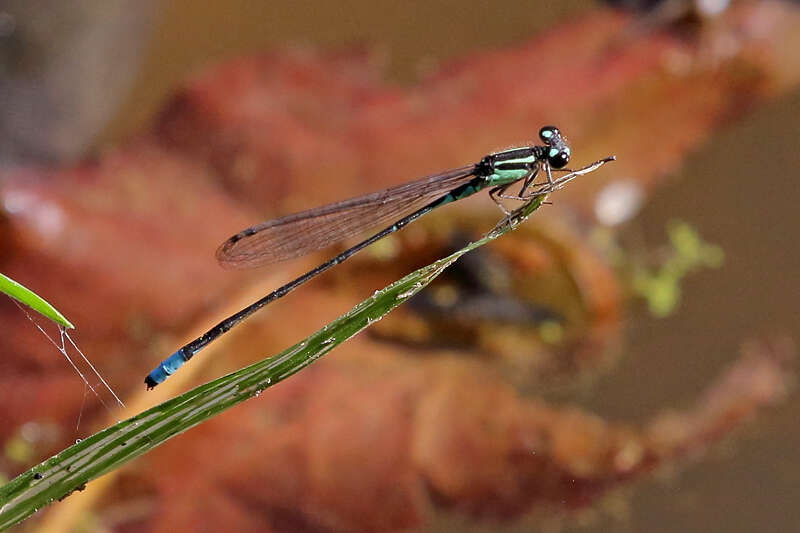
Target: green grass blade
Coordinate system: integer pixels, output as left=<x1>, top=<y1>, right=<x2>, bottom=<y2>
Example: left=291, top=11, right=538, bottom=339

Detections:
left=0, top=198, right=545, bottom=530
left=0, top=273, right=74, bottom=329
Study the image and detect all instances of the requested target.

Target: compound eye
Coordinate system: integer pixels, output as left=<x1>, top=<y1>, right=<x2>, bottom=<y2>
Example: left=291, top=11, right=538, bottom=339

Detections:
left=547, top=147, right=570, bottom=169
left=539, top=126, right=560, bottom=144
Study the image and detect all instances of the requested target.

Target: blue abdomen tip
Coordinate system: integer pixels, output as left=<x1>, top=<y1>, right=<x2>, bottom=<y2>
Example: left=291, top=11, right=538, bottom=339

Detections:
left=145, top=349, right=187, bottom=389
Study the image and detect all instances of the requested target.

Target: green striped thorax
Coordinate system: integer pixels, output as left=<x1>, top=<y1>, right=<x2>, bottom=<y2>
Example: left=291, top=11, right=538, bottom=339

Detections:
left=477, top=125, right=571, bottom=187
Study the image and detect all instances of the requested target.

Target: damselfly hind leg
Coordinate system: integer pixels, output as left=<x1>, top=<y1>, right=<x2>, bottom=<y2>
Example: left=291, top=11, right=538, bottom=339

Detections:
left=516, top=165, right=541, bottom=198
left=497, top=183, right=553, bottom=201
left=489, top=185, right=514, bottom=216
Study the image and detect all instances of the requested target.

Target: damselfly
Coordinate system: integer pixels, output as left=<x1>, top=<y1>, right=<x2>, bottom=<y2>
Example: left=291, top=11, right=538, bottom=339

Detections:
left=145, top=126, right=614, bottom=387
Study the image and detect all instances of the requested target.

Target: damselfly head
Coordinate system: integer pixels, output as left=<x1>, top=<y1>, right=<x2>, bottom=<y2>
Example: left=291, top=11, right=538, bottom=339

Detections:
left=539, top=125, right=570, bottom=169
